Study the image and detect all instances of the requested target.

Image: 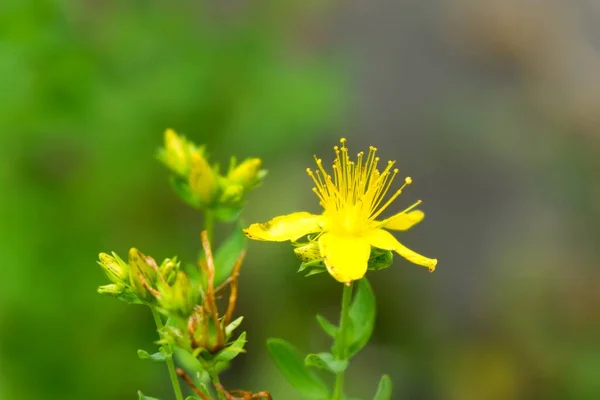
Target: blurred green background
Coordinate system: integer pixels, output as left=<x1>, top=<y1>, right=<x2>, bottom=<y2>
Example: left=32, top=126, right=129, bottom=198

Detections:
left=1, top=1, right=600, bottom=399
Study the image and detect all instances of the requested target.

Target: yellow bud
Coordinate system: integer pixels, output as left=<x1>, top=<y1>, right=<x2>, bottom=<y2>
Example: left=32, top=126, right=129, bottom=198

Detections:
left=128, top=248, right=158, bottom=302
left=159, top=257, right=179, bottom=285
left=227, top=158, right=264, bottom=191
left=98, top=252, right=129, bottom=283
left=219, top=183, right=243, bottom=203
left=161, top=129, right=192, bottom=176
left=189, top=151, right=218, bottom=205
left=97, top=283, right=126, bottom=296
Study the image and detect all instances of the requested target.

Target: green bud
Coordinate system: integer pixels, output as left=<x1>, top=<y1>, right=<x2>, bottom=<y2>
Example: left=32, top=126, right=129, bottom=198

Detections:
left=98, top=252, right=129, bottom=283
left=227, top=158, right=265, bottom=191
left=159, top=257, right=179, bottom=285
left=170, top=272, right=198, bottom=319
left=128, top=248, right=159, bottom=302
left=188, top=151, right=218, bottom=205
left=97, top=283, right=126, bottom=296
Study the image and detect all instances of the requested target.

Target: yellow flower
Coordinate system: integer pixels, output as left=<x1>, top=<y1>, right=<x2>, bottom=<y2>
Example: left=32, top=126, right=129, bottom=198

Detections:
left=243, top=138, right=437, bottom=283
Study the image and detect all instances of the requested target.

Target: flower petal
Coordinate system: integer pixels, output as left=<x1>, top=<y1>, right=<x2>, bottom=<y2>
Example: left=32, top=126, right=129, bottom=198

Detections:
left=363, top=229, right=437, bottom=271
left=243, top=212, right=324, bottom=242
left=318, top=232, right=370, bottom=283
left=380, top=210, right=424, bottom=231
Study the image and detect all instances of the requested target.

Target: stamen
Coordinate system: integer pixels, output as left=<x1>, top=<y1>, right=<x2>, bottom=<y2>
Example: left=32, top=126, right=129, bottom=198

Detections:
left=401, top=200, right=422, bottom=214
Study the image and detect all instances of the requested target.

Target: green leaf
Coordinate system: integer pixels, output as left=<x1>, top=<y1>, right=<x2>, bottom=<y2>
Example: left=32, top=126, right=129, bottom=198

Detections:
left=266, top=338, right=330, bottom=399
left=225, top=316, right=244, bottom=339
left=305, top=352, right=348, bottom=374
left=213, top=332, right=246, bottom=363
left=137, top=349, right=167, bottom=362
left=348, top=278, right=376, bottom=357
left=137, top=391, right=161, bottom=400
left=298, top=259, right=324, bottom=272
left=213, top=224, right=247, bottom=286
left=315, top=314, right=338, bottom=338
left=373, top=375, right=392, bottom=400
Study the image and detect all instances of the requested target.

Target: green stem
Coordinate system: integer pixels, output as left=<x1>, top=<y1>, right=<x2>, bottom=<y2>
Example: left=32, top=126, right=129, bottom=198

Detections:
left=205, top=209, right=214, bottom=243
left=332, top=282, right=354, bottom=400
left=207, top=367, right=226, bottom=400
left=151, top=308, right=184, bottom=400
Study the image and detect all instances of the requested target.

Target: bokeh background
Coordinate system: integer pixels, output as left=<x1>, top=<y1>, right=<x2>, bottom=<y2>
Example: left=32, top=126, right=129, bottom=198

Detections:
left=2, top=1, right=600, bottom=399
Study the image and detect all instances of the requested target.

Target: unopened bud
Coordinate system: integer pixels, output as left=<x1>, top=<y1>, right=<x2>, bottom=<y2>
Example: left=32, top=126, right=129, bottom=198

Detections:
left=228, top=158, right=264, bottom=191
left=189, top=151, right=218, bottom=205
left=158, top=129, right=194, bottom=176
left=98, top=252, right=129, bottom=283
left=128, top=248, right=159, bottom=302
left=159, top=257, right=179, bottom=285
left=97, top=283, right=126, bottom=296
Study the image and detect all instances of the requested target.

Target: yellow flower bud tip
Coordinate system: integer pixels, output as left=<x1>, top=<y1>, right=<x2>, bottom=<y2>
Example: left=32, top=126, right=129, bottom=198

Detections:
left=228, top=158, right=263, bottom=189
left=97, top=252, right=128, bottom=282
left=188, top=151, right=218, bottom=204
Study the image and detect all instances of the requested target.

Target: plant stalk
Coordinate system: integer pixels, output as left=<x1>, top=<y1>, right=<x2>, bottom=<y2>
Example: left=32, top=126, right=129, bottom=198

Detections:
left=151, top=308, right=184, bottom=400
left=332, top=282, right=354, bottom=400
left=208, top=366, right=226, bottom=400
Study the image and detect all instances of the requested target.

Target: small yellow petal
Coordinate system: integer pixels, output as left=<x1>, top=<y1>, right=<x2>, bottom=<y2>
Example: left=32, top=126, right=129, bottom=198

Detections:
left=243, top=212, right=323, bottom=242
left=380, top=210, right=424, bottom=231
left=363, top=229, right=437, bottom=271
left=318, top=232, right=370, bottom=283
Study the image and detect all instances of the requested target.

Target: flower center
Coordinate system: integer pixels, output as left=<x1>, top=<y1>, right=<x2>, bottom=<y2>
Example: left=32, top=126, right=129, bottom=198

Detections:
left=307, top=138, right=413, bottom=234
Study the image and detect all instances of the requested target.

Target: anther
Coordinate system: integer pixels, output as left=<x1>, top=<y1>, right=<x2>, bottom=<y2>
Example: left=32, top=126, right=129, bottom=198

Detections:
left=340, top=138, right=346, bottom=144
left=394, top=168, right=399, bottom=173
left=405, top=177, right=412, bottom=184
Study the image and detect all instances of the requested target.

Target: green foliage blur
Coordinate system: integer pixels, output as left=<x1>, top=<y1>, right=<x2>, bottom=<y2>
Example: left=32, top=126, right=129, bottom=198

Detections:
left=2, top=1, right=600, bottom=400
left=0, top=1, right=343, bottom=399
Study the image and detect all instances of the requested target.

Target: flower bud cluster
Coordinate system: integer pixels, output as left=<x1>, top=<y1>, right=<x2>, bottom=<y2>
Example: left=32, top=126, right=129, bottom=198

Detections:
left=157, top=129, right=266, bottom=220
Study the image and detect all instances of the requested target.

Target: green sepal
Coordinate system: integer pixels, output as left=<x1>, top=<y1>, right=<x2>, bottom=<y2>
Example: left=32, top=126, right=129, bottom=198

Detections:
left=225, top=316, right=244, bottom=339
left=315, top=314, right=338, bottom=338
left=305, top=268, right=327, bottom=277
left=213, top=331, right=246, bottom=363
left=137, top=349, right=167, bottom=362
left=373, top=375, right=392, bottom=400
left=347, top=278, right=376, bottom=358
left=367, top=248, right=394, bottom=271
left=305, top=352, right=348, bottom=374
left=266, top=338, right=330, bottom=399
left=169, top=175, right=201, bottom=208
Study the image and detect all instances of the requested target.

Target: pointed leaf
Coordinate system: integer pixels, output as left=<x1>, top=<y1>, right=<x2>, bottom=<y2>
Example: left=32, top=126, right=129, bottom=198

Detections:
left=316, top=314, right=338, bottom=338
left=266, top=338, right=330, bottom=399
left=305, top=352, right=348, bottom=374
left=214, top=224, right=247, bottom=286
left=214, top=332, right=246, bottom=363
left=373, top=375, right=392, bottom=400
left=138, top=391, right=161, bottom=400
left=225, top=316, right=244, bottom=339
left=348, top=278, right=376, bottom=357
left=137, top=349, right=167, bottom=362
